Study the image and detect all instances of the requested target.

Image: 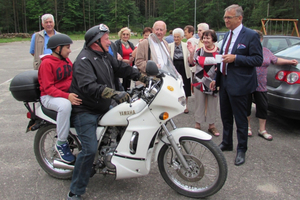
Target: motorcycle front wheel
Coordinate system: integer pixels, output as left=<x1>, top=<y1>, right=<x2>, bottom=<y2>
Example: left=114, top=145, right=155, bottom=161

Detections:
left=34, top=124, right=81, bottom=179
left=158, top=137, right=227, bottom=198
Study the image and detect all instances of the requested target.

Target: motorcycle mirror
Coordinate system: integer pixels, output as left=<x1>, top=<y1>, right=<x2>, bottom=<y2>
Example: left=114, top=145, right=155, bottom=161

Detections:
left=146, top=60, right=159, bottom=76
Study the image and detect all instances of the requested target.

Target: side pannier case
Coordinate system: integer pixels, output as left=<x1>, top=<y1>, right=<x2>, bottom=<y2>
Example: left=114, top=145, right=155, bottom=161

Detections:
left=9, top=70, right=40, bottom=102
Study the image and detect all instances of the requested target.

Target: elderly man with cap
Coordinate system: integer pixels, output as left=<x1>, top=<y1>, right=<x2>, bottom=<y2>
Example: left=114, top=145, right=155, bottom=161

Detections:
left=67, top=24, right=147, bottom=200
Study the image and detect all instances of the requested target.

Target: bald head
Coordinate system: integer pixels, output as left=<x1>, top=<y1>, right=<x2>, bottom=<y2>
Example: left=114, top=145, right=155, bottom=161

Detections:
left=152, top=21, right=167, bottom=41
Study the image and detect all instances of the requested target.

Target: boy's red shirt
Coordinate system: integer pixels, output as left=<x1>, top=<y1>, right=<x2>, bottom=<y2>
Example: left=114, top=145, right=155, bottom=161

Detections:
left=38, top=55, right=73, bottom=99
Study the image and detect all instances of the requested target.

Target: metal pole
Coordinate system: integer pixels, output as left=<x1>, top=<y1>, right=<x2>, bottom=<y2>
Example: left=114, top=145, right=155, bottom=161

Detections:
left=39, top=15, right=41, bottom=31
left=128, top=15, right=129, bottom=28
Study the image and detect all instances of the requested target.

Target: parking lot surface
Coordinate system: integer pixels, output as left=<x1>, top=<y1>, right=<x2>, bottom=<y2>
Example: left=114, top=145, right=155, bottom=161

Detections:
left=0, top=40, right=300, bottom=200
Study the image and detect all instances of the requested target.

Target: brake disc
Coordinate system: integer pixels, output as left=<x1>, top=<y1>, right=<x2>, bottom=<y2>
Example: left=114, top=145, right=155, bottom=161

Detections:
left=175, top=154, right=204, bottom=182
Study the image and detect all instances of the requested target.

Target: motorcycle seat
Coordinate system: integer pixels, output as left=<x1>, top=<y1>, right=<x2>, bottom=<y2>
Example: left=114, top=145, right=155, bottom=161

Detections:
left=41, top=104, right=75, bottom=127
left=41, top=105, right=57, bottom=121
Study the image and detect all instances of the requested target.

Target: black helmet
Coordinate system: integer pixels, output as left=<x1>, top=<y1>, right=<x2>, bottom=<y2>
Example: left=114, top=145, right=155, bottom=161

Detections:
left=47, top=34, right=73, bottom=49
left=85, top=24, right=109, bottom=47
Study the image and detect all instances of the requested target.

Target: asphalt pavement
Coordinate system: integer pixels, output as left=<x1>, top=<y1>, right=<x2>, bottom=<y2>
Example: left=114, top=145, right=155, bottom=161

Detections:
left=0, top=39, right=299, bottom=200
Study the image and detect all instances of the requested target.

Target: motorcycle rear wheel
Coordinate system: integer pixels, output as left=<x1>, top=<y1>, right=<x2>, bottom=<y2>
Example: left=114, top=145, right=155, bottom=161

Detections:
left=158, top=137, right=227, bottom=198
left=34, top=124, right=81, bottom=179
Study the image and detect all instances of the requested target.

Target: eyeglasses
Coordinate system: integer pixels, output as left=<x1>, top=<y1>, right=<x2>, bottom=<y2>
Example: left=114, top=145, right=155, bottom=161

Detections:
left=223, top=16, right=239, bottom=20
left=122, top=33, right=130, bottom=36
left=99, top=23, right=109, bottom=32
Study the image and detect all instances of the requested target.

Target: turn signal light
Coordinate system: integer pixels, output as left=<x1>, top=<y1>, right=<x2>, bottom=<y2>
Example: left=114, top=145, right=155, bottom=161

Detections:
left=27, top=112, right=31, bottom=119
left=167, top=86, right=174, bottom=91
left=159, top=112, right=169, bottom=120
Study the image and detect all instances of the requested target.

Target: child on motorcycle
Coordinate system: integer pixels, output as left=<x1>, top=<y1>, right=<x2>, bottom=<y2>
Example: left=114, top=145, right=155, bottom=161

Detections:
left=38, top=34, right=82, bottom=163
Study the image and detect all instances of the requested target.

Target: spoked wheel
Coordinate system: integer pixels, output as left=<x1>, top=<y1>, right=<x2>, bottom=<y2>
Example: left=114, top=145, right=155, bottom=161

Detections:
left=33, top=124, right=81, bottom=179
left=158, top=137, right=227, bottom=198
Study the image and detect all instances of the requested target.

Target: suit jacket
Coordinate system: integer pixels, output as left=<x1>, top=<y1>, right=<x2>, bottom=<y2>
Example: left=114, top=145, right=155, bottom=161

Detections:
left=216, top=26, right=263, bottom=96
left=169, top=41, right=192, bottom=79
left=135, top=38, right=170, bottom=74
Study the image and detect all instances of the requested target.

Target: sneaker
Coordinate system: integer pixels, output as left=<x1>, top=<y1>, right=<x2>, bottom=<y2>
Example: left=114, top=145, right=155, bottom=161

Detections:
left=67, top=192, right=82, bottom=200
left=55, top=143, right=75, bottom=163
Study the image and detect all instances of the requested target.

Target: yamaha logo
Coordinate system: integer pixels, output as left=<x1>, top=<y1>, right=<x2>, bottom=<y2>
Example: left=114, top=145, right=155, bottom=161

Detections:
left=119, top=110, right=136, bottom=116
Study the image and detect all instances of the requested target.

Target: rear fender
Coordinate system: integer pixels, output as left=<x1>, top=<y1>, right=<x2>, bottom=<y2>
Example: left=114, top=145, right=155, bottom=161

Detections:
left=154, top=127, right=212, bottom=161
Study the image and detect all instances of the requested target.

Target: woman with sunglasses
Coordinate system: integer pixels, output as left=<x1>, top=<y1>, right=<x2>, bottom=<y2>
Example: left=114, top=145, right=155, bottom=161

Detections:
left=115, top=27, right=135, bottom=91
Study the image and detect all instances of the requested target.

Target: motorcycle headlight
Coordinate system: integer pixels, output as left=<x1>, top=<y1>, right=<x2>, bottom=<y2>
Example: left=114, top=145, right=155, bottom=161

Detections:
left=178, top=96, right=186, bottom=107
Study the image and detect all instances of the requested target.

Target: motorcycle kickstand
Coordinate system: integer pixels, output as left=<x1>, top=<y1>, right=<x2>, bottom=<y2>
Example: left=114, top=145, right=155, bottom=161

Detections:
left=161, top=124, right=190, bottom=170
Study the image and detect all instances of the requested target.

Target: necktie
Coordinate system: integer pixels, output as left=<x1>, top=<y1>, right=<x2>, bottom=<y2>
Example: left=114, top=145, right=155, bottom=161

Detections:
left=222, top=31, right=233, bottom=75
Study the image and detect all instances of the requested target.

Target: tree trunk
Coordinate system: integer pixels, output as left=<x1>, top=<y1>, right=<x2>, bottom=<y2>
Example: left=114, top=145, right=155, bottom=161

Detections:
left=23, top=0, right=27, bottom=33
left=13, top=0, right=17, bottom=32
left=88, top=0, right=90, bottom=29
left=153, top=0, right=155, bottom=17
left=55, top=0, right=59, bottom=31
left=145, top=0, right=147, bottom=20
left=83, top=0, right=86, bottom=31
left=115, top=0, right=117, bottom=33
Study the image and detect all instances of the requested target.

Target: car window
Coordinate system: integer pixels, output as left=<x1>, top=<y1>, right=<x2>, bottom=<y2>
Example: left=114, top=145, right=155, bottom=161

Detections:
left=218, top=39, right=223, bottom=49
left=218, top=35, right=225, bottom=41
left=289, top=38, right=300, bottom=45
left=265, top=38, right=288, bottom=53
left=275, top=45, right=300, bottom=58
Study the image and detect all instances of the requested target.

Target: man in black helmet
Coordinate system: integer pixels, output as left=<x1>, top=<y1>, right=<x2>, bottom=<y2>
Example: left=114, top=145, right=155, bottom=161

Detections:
left=67, top=24, right=147, bottom=200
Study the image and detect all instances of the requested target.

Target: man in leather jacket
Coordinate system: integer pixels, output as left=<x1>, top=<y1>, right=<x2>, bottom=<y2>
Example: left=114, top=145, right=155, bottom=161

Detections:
left=67, top=24, right=147, bottom=200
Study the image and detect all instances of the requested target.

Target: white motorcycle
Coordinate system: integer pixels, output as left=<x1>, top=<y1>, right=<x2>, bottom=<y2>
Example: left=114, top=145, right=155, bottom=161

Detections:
left=9, top=34, right=227, bottom=198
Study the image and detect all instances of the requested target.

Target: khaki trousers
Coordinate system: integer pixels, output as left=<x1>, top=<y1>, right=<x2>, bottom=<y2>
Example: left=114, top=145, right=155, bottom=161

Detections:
left=194, top=89, right=219, bottom=124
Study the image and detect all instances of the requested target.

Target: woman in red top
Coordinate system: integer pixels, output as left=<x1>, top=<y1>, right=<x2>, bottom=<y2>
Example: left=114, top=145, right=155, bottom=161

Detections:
left=38, top=34, right=82, bottom=163
left=115, top=27, right=135, bottom=90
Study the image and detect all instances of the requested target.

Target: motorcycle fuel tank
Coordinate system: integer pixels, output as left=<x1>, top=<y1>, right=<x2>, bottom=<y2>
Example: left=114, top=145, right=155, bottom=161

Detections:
left=99, top=99, right=147, bottom=126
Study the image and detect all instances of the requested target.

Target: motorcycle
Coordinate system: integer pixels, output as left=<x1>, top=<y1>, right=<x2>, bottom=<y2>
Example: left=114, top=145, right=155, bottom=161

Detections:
left=9, top=33, right=227, bottom=198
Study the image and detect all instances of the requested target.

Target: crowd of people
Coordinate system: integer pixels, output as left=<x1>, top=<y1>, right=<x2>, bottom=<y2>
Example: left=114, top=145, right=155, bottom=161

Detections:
left=29, top=4, right=298, bottom=199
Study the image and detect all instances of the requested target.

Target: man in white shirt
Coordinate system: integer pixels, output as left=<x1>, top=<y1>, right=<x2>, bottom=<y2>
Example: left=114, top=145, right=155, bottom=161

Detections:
left=210, top=4, right=263, bottom=166
left=184, top=25, right=198, bottom=47
left=135, top=21, right=170, bottom=74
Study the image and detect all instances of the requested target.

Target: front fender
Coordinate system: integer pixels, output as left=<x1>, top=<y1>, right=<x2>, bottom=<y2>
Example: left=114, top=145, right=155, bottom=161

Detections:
left=154, top=127, right=212, bottom=161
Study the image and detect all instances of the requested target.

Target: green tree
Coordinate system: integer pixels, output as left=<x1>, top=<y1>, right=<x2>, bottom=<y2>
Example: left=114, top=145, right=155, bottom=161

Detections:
left=201, top=0, right=226, bottom=30
left=109, top=0, right=140, bottom=33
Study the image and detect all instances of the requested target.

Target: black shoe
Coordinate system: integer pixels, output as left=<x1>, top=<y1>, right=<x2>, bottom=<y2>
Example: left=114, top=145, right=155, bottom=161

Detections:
left=235, top=152, right=245, bottom=166
left=67, top=191, right=82, bottom=200
left=218, top=143, right=233, bottom=151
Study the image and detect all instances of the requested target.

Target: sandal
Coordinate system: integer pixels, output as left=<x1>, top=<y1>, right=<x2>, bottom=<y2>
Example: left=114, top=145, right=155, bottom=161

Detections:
left=248, top=127, right=253, bottom=137
left=184, top=109, right=189, bottom=114
left=258, top=130, right=273, bottom=141
left=208, top=127, right=220, bottom=137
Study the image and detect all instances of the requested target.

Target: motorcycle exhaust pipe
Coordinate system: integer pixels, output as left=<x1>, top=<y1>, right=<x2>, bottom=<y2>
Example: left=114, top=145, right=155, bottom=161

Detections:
left=53, top=160, right=74, bottom=170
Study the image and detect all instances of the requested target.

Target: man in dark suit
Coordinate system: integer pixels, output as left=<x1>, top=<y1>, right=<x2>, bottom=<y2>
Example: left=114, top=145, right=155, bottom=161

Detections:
left=210, top=4, right=263, bottom=166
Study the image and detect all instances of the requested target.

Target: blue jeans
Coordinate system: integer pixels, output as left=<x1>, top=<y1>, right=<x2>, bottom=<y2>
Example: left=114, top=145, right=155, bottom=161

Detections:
left=70, top=112, right=100, bottom=195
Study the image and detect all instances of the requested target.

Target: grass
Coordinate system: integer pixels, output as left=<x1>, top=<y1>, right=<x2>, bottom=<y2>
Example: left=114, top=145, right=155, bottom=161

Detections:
left=0, top=37, right=31, bottom=43
left=0, top=32, right=143, bottom=43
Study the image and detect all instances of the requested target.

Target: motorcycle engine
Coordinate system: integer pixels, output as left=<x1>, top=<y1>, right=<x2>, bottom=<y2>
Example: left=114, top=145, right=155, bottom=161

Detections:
left=100, top=145, right=116, bottom=170
left=99, top=126, right=123, bottom=170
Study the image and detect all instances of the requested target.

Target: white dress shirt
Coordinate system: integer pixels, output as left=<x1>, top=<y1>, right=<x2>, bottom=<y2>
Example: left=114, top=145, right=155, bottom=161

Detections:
left=220, top=24, right=243, bottom=74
